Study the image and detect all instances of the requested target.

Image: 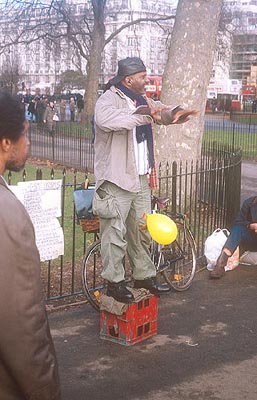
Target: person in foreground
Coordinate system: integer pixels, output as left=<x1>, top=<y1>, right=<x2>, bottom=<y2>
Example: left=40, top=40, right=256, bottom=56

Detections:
left=93, top=57, right=197, bottom=303
left=210, top=196, right=257, bottom=279
left=0, top=92, right=61, bottom=399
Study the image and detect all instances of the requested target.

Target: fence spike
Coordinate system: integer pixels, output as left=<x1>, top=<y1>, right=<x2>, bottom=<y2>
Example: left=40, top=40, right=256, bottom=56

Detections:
left=7, top=170, right=12, bottom=185
left=36, top=169, right=42, bottom=180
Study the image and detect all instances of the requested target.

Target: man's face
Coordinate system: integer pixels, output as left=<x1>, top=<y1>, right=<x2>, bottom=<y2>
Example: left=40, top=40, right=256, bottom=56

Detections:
left=5, top=121, right=30, bottom=172
left=128, top=71, right=150, bottom=95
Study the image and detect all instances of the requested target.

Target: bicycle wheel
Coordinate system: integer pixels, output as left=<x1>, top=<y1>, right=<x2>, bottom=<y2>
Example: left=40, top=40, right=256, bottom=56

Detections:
left=82, top=240, right=105, bottom=311
left=162, top=221, right=196, bottom=291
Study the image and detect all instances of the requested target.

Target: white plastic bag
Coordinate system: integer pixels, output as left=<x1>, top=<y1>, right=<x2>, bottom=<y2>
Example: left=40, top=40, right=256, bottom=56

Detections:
left=204, top=228, right=230, bottom=271
left=53, top=113, right=59, bottom=121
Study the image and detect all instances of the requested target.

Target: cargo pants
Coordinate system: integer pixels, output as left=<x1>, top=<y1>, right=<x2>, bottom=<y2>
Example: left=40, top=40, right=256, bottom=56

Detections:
left=93, top=175, right=156, bottom=283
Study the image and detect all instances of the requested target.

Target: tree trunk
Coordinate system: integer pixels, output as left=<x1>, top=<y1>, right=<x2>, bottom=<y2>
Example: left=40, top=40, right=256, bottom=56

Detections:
left=81, top=32, right=104, bottom=126
left=155, top=0, right=223, bottom=165
left=81, top=0, right=106, bottom=125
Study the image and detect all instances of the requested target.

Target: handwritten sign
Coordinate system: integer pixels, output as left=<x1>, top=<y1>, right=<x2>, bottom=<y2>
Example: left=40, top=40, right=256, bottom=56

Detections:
left=10, top=180, right=64, bottom=262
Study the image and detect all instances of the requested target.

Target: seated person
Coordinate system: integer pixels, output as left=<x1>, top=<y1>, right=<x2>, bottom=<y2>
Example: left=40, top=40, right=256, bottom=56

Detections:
left=210, top=196, right=257, bottom=279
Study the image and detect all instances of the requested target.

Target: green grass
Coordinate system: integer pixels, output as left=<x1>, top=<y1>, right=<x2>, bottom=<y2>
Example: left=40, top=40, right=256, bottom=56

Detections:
left=34, top=121, right=92, bottom=138
left=203, top=128, right=257, bottom=158
left=55, top=121, right=92, bottom=138
left=231, top=114, right=257, bottom=125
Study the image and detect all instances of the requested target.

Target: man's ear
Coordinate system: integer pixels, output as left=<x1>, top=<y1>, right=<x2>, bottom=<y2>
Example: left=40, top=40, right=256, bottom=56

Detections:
left=0, top=138, right=12, bottom=153
left=124, top=76, right=132, bottom=86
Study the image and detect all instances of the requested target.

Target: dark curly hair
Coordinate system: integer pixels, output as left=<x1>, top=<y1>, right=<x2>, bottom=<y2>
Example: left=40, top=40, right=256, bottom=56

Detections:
left=0, top=92, right=25, bottom=142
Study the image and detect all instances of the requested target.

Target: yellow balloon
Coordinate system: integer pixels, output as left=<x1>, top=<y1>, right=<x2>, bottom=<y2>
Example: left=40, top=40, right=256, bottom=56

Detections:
left=146, top=213, right=178, bottom=245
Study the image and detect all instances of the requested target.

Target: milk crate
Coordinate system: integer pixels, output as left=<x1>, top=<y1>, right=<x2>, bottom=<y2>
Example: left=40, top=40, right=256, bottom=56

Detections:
left=100, top=295, right=158, bottom=346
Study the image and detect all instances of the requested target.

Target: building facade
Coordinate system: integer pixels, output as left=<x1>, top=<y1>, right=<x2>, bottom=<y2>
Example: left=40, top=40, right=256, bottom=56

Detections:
left=0, top=0, right=176, bottom=95
left=225, top=0, right=257, bottom=83
left=0, top=0, right=256, bottom=99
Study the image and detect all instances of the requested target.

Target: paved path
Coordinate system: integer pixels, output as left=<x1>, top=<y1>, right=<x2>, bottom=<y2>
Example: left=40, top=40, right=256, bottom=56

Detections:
left=241, top=160, right=257, bottom=202
left=49, top=266, right=257, bottom=400
left=48, top=158, right=257, bottom=400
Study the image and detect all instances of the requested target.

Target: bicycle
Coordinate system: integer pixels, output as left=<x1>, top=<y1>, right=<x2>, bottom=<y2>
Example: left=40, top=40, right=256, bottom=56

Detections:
left=81, top=195, right=197, bottom=311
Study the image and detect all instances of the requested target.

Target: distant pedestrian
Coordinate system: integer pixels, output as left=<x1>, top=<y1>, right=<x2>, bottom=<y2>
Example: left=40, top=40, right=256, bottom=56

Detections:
left=77, top=96, right=84, bottom=122
left=37, top=96, right=47, bottom=124
left=60, top=99, right=67, bottom=122
left=211, top=97, right=217, bottom=113
left=44, top=101, right=59, bottom=135
left=252, top=98, right=257, bottom=113
left=69, top=98, right=76, bottom=122
left=27, top=98, right=37, bottom=122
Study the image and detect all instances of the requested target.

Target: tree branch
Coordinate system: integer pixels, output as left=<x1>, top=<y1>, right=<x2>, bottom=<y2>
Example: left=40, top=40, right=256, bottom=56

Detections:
left=105, top=15, right=175, bottom=46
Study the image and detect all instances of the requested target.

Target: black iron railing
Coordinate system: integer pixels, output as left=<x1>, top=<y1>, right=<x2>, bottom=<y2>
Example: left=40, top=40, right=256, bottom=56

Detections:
left=6, top=144, right=242, bottom=302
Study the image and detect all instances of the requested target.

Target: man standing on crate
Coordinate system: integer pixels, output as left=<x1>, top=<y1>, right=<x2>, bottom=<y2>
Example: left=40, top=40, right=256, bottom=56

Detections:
left=0, top=92, right=61, bottom=399
left=93, top=57, right=197, bottom=303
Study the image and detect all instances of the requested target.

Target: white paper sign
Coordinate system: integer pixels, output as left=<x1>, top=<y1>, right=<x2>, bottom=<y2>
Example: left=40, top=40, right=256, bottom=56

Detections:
left=9, top=179, right=64, bottom=262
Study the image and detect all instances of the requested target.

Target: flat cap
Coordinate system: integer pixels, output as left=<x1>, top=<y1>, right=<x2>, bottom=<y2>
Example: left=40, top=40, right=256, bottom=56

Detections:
left=109, top=57, right=146, bottom=85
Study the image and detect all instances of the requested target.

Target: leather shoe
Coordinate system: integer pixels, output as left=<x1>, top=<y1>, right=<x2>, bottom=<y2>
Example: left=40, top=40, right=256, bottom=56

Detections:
left=106, top=281, right=134, bottom=304
left=134, top=277, right=171, bottom=295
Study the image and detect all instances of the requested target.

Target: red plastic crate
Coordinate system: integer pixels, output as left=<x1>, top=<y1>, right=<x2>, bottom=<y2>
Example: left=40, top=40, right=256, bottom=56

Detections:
left=100, top=295, right=158, bottom=346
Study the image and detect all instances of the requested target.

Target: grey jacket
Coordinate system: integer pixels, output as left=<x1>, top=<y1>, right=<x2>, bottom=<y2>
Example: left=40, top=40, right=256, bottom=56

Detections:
left=0, top=176, right=61, bottom=400
left=94, top=86, right=177, bottom=192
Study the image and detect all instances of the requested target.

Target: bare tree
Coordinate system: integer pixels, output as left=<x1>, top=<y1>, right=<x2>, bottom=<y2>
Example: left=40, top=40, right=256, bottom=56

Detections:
left=155, top=0, right=223, bottom=165
left=0, top=50, right=21, bottom=94
left=0, top=0, right=175, bottom=122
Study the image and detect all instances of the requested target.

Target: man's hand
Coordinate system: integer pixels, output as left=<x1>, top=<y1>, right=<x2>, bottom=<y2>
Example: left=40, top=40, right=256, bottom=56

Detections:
left=249, top=222, right=257, bottom=233
left=172, top=109, right=198, bottom=124
left=150, top=105, right=170, bottom=121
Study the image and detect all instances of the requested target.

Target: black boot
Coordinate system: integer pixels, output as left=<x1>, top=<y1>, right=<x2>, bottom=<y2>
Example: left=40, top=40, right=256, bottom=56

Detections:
left=209, top=251, right=229, bottom=279
left=106, top=281, right=134, bottom=304
left=134, top=277, right=171, bottom=295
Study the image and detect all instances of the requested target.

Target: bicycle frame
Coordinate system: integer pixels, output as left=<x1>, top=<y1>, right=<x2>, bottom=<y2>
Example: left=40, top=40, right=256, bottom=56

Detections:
left=150, top=195, right=196, bottom=286
left=151, top=215, right=188, bottom=272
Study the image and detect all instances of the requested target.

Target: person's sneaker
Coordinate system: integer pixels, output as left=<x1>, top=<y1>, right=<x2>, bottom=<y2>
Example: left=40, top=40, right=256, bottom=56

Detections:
left=106, top=281, right=134, bottom=304
left=209, top=251, right=229, bottom=279
left=134, top=277, right=171, bottom=295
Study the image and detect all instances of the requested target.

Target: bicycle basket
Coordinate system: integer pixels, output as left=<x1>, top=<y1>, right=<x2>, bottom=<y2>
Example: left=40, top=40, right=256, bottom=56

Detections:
left=80, top=216, right=100, bottom=233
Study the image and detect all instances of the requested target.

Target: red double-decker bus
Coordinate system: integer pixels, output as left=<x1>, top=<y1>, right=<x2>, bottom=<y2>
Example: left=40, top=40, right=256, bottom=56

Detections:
left=145, top=76, right=162, bottom=99
left=242, top=85, right=256, bottom=102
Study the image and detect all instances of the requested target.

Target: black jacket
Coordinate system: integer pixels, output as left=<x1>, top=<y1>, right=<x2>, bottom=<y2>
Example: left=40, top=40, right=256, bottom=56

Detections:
left=234, top=196, right=257, bottom=226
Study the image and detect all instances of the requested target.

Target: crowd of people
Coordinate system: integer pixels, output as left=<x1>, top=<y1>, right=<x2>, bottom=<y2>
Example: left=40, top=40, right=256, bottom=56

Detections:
left=19, top=93, right=84, bottom=124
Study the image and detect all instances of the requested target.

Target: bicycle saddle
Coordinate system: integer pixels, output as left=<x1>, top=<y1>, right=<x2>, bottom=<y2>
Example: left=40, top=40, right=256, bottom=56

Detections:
left=153, top=196, right=169, bottom=209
